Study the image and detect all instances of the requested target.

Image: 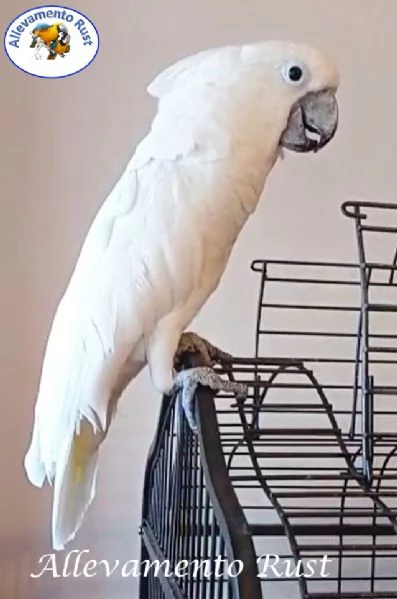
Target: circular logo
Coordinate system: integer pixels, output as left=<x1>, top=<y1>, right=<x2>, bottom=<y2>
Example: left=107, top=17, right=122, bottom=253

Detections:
left=4, top=5, right=99, bottom=78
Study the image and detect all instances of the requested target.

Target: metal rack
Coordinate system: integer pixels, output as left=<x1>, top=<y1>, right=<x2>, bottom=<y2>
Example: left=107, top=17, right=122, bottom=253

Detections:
left=341, top=200, right=397, bottom=485
left=139, top=200, right=397, bottom=598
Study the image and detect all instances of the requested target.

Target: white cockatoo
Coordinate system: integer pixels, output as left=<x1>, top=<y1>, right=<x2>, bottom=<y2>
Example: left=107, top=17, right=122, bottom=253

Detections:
left=24, top=40, right=339, bottom=550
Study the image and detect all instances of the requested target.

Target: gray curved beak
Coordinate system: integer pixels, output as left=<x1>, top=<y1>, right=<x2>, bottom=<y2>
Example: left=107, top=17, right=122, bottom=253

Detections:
left=280, top=89, right=338, bottom=153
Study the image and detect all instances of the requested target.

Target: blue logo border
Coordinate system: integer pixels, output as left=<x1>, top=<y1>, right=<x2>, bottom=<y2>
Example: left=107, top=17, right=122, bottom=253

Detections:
left=3, top=4, right=100, bottom=79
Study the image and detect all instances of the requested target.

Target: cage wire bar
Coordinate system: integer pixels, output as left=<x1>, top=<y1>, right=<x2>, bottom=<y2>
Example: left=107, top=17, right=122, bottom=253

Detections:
left=139, top=200, right=397, bottom=599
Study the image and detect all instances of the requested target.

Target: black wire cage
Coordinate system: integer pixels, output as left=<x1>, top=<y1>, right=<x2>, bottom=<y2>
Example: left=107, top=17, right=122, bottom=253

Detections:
left=139, top=200, right=397, bottom=599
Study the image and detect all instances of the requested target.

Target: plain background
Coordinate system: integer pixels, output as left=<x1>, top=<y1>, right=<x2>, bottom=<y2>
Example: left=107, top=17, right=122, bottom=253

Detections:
left=2, top=1, right=397, bottom=597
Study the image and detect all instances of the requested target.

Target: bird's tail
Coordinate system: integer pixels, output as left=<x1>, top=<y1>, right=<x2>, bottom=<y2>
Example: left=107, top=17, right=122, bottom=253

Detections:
left=51, top=419, right=100, bottom=551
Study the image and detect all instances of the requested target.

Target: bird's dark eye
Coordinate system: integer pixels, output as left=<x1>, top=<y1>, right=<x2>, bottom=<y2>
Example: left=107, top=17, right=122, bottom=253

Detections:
left=288, top=66, right=303, bottom=82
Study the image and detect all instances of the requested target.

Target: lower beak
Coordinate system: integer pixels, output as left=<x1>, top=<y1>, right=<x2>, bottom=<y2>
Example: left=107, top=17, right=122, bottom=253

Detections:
left=280, top=89, right=338, bottom=153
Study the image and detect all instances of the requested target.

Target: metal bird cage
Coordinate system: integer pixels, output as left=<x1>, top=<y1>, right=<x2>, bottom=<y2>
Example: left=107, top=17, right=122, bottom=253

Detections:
left=139, top=200, right=397, bottom=599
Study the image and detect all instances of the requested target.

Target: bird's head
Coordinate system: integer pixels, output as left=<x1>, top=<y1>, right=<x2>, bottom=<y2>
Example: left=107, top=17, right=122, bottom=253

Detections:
left=148, top=40, right=339, bottom=156
left=244, top=41, right=339, bottom=154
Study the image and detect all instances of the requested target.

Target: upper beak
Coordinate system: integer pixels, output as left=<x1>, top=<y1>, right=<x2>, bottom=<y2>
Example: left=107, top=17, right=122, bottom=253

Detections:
left=280, top=89, right=338, bottom=153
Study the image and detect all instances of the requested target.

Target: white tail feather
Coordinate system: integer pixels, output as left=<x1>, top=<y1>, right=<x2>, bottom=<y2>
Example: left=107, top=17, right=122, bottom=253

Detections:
left=51, top=430, right=99, bottom=551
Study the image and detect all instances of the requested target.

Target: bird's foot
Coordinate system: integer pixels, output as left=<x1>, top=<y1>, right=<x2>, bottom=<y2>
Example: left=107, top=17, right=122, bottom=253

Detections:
left=172, top=366, right=247, bottom=432
left=173, top=331, right=233, bottom=372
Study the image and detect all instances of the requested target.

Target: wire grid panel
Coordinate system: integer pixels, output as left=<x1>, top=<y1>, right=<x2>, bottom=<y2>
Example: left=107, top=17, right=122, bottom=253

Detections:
left=224, top=256, right=397, bottom=598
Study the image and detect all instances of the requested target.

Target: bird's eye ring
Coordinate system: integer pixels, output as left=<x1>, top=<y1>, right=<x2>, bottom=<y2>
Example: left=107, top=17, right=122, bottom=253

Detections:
left=281, top=62, right=306, bottom=86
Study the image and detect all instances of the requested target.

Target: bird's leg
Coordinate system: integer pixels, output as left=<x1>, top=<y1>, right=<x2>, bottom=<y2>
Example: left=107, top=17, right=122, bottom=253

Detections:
left=172, top=332, right=247, bottom=432
left=173, top=367, right=247, bottom=431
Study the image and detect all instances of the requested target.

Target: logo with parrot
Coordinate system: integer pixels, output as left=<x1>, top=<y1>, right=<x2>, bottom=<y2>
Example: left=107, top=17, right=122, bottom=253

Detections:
left=30, top=21, right=71, bottom=60
left=5, top=6, right=99, bottom=78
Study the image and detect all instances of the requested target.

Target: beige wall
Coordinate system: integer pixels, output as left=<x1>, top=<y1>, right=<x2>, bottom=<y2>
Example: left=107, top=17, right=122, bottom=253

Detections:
left=1, top=0, right=397, bottom=597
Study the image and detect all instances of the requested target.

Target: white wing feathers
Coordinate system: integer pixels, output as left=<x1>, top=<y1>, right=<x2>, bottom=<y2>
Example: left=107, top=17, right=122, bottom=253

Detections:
left=25, top=165, right=141, bottom=485
left=24, top=163, right=152, bottom=548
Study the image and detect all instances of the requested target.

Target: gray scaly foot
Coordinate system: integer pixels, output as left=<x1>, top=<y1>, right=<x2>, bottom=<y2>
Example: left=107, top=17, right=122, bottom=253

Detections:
left=173, top=366, right=247, bottom=432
